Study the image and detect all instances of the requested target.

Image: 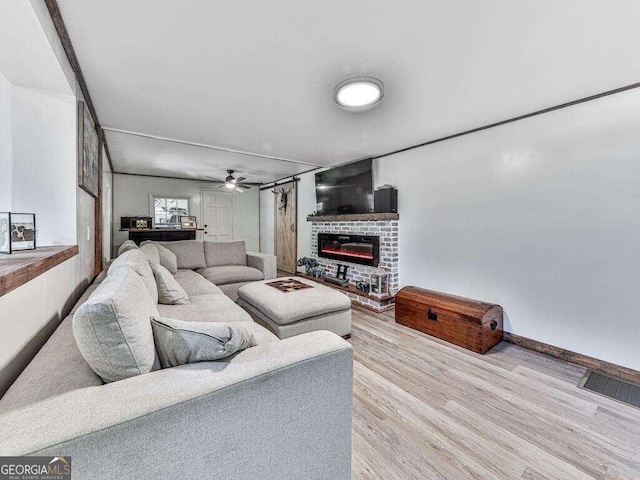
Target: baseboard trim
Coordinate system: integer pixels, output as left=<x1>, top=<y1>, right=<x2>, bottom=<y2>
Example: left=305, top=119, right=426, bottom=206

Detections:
left=503, top=332, right=640, bottom=385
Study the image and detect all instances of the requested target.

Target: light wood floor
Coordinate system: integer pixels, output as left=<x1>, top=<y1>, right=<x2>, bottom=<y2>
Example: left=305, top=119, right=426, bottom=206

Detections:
left=349, top=306, right=640, bottom=480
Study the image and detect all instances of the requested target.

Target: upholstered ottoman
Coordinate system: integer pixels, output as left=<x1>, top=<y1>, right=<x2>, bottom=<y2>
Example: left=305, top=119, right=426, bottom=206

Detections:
left=237, top=277, right=352, bottom=339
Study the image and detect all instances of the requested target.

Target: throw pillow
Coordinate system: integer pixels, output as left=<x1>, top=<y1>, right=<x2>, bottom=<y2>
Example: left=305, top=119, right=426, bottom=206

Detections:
left=151, top=317, right=256, bottom=368
left=117, top=240, right=138, bottom=256
left=141, top=241, right=178, bottom=274
left=204, top=240, right=247, bottom=267
left=150, top=262, right=190, bottom=305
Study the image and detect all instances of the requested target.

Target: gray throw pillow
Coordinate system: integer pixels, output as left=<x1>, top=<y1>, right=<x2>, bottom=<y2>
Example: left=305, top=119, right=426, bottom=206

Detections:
left=142, top=241, right=178, bottom=273
left=204, top=240, right=247, bottom=266
left=117, top=240, right=138, bottom=256
left=151, top=317, right=256, bottom=368
left=150, top=262, right=190, bottom=305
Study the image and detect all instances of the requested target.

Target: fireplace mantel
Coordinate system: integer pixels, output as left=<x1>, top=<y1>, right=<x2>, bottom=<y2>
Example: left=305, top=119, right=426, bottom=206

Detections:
left=307, top=212, right=399, bottom=223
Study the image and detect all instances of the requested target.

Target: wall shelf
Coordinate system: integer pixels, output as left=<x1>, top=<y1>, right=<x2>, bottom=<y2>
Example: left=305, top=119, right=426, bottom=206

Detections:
left=0, top=245, right=78, bottom=297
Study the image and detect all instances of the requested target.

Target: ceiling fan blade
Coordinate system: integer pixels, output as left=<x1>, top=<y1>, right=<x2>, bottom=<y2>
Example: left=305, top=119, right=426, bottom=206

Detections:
left=235, top=186, right=244, bottom=193
left=235, top=176, right=246, bottom=183
left=218, top=184, right=228, bottom=189
left=237, top=184, right=251, bottom=189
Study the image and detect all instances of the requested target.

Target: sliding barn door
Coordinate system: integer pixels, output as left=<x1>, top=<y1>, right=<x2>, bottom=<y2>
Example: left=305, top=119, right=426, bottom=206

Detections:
left=274, top=181, right=297, bottom=274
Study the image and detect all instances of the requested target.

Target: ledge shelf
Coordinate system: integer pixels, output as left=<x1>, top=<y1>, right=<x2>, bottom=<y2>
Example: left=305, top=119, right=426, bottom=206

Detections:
left=0, top=245, right=78, bottom=297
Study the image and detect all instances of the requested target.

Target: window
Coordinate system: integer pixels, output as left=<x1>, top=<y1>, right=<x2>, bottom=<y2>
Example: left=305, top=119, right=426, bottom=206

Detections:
left=151, top=196, right=190, bottom=228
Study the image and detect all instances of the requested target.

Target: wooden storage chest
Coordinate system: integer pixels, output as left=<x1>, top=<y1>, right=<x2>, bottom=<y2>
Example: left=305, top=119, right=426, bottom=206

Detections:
left=395, top=286, right=503, bottom=354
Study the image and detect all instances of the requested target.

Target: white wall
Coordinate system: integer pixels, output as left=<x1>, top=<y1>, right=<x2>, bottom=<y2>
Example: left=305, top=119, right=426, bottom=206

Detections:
left=102, top=147, right=112, bottom=263
left=259, top=188, right=274, bottom=254
left=11, top=85, right=76, bottom=245
left=296, top=173, right=318, bottom=260
left=263, top=88, right=640, bottom=371
left=113, top=174, right=260, bottom=254
left=0, top=72, right=11, bottom=211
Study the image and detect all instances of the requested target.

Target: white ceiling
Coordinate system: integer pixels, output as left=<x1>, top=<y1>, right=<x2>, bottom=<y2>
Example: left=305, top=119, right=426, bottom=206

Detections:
left=104, top=129, right=318, bottom=183
left=0, top=0, right=72, bottom=95
left=57, top=0, right=640, bottom=182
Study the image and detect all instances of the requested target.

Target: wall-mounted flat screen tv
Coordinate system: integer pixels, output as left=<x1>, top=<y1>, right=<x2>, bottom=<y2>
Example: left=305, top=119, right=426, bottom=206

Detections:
left=315, top=158, right=374, bottom=215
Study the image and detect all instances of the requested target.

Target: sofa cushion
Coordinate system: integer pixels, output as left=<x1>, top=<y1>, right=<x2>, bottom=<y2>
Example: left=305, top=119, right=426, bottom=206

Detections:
left=237, top=277, right=352, bottom=325
left=236, top=320, right=279, bottom=344
left=157, top=294, right=252, bottom=323
left=197, top=265, right=264, bottom=286
left=157, top=240, right=206, bottom=270
left=108, top=249, right=158, bottom=304
left=0, top=316, right=102, bottom=414
left=117, top=240, right=138, bottom=256
left=140, top=242, right=160, bottom=264
left=204, top=240, right=247, bottom=267
left=173, top=269, right=223, bottom=296
left=151, top=317, right=256, bottom=368
left=150, top=262, right=190, bottom=305
left=73, top=268, right=160, bottom=383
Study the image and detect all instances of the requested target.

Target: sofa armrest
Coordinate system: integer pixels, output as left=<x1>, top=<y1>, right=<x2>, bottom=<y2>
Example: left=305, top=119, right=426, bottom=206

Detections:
left=0, top=331, right=353, bottom=479
left=247, top=251, right=277, bottom=279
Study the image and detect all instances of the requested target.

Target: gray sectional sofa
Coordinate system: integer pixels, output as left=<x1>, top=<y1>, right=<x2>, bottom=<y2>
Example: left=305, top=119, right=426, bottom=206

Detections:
left=0, top=240, right=353, bottom=480
left=152, top=239, right=278, bottom=300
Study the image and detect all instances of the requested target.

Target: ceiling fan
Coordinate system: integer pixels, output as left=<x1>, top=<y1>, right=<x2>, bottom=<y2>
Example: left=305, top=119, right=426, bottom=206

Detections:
left=205, top=170, right=252, bottom=192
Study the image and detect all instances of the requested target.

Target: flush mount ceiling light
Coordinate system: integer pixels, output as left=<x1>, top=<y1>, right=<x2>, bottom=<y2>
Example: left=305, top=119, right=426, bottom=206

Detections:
left=334, top=76, right=384, bottom=111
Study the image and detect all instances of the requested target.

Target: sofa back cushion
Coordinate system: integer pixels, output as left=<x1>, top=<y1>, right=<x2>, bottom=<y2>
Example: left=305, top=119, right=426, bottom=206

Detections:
left=117, top=240, right=138, bottom=256
left=73, top=267, right=160, bottom=383
left=139, top=242, right=160, bottom=264
left=204, top=240, right=247, bottom=267
left=157, top=240, right=206, bottom=270
left=108, top=249, right=158, bottom=304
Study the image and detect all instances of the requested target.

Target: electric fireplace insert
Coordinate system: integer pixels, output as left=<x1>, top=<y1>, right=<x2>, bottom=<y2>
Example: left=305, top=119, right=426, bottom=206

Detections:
left=317, top=233, right=380, bottom=267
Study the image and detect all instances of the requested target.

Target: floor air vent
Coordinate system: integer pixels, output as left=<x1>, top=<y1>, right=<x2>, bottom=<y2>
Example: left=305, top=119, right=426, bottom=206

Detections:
left=579, top=371, right=640, bottom=409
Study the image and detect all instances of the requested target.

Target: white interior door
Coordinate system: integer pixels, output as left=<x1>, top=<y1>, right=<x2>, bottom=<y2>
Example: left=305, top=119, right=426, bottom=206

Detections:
left=202, top=190, right=233, bottom=241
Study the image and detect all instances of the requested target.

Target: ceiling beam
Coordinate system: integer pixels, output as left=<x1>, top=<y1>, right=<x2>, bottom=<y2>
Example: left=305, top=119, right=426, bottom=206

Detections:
left=103, top=128, right=324, bottom=167
left=44, top=0, right=114, bottom=174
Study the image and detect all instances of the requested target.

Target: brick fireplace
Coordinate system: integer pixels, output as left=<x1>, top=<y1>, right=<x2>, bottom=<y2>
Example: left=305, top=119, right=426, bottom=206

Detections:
left=307, top=213, right=399, bottom=311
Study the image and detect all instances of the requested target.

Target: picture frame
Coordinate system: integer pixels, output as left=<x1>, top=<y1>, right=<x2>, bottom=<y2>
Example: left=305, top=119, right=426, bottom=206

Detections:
left=77, top=101, right=99, bottom=198
left=180, top=216, right=197, bottom=229
left=0, top=212, right=10, bottom=254
left=0, top=212, right=36, bottom=254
